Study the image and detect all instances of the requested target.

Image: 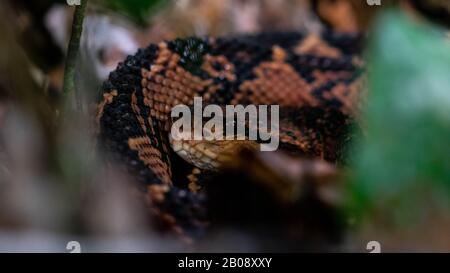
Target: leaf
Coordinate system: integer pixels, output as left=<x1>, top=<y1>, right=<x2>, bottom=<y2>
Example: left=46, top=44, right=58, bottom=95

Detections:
left=99, top=0, right=166, bottom=25
left=347, top=9, right=450, bottom=223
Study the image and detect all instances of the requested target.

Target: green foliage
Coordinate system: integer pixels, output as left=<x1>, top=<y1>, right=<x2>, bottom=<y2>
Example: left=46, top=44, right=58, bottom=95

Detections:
left=99, top=0, right=166, bottom=25
left=347, top=9, right=450, bottom=223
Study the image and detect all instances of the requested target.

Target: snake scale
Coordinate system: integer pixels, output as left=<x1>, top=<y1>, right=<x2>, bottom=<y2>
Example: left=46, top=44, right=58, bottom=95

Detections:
left=96, top=31, right=364, bottom=243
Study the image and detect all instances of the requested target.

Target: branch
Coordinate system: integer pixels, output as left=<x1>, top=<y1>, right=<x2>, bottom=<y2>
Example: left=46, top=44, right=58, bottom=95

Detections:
left=62, top=0, right=88, bottom=110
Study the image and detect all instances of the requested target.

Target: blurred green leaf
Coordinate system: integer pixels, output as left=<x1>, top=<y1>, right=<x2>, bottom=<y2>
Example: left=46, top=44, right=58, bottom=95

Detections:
left=347, top=9, right=450, bottom=223
left=99, top=0, right=167, bottom=25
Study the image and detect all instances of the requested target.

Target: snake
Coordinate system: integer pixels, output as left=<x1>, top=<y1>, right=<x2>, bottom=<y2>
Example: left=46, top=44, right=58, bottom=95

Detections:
left=96, top=31, right=364, bottom=243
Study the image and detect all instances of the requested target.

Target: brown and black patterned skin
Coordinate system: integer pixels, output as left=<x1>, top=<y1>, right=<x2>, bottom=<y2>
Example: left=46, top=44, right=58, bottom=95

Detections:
left=96, top=31, right=364, bottom=242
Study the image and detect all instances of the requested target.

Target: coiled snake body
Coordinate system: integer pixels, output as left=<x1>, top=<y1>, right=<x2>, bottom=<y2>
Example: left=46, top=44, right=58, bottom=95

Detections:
left=96, top=31, right=364, bottom=242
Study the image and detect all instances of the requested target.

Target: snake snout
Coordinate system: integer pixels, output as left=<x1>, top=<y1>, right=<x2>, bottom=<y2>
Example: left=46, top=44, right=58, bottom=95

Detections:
left=169, top=131, right=259, bottom=171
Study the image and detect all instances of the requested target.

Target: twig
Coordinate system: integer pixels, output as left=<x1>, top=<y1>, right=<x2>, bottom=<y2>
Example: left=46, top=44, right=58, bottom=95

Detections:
left=62, top=0, right=88, bottom=111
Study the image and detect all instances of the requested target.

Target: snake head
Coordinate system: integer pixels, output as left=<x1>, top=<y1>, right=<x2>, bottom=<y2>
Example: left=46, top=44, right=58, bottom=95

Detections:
left=169, top=132, right=259, bottom=171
